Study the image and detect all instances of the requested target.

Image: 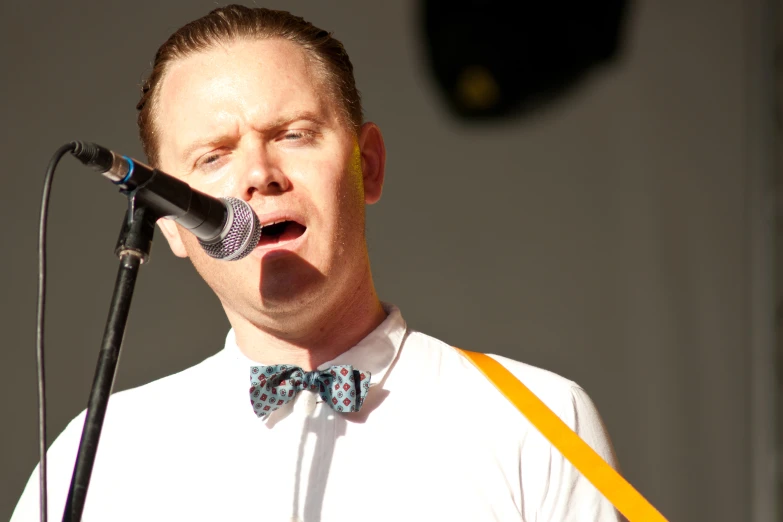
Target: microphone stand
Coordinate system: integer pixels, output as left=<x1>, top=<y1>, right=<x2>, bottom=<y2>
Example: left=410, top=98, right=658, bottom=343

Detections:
left=61, top=193, right=156, bottom=522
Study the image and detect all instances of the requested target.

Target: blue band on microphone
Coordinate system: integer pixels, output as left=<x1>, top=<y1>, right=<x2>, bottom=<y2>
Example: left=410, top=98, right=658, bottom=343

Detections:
left=118, top=156, right=135, bottom=185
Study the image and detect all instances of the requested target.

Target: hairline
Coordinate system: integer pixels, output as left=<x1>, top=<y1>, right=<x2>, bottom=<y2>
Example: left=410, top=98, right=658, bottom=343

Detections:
left=146, top=35, right=359, bottom=168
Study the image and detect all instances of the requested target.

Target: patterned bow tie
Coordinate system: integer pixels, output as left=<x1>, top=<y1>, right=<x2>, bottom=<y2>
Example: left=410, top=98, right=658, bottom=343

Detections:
left=249, top=364, right=371, bottom=418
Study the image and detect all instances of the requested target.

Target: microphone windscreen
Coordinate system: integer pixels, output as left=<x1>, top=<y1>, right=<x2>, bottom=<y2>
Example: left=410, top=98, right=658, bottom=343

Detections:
left=198, top=197, right=261, bottom=261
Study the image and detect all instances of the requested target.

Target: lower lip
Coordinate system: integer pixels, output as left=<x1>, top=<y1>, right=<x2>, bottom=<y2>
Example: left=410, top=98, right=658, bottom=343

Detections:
left=250, top=228, right=307, bottom=259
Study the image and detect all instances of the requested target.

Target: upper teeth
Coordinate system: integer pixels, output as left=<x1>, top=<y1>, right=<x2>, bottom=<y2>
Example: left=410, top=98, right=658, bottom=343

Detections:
left=262, top=220, right=284, bottom=228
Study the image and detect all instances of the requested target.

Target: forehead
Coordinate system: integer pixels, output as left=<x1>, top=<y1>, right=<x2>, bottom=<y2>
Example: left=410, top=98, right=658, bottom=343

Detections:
left=155, top=38, right=334, bottom=160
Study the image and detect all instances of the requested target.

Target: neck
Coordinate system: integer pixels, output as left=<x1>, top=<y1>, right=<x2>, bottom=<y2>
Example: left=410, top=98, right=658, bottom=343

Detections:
left=226, top=267, right=386, bottom=370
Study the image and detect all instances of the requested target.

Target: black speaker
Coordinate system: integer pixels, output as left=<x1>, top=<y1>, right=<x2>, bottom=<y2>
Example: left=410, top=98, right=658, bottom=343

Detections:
left=421, top=0, right=630, bottom=121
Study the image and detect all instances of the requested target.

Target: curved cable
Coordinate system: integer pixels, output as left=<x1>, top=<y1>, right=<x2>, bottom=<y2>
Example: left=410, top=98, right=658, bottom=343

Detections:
left=37, top=143, right=77, bottom=522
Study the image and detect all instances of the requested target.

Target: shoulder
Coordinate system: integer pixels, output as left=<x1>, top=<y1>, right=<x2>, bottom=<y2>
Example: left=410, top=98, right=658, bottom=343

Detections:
left=62, top=348, right=230, bottom=466
left=10, top=349, right=230, bottom=521
left=402, top=330, right=579, bottom=407
left=109, top=349, right=225, bottom=408
left=400, top=329, right=613, bottom=444
left=56, top=347, right=230, bottom=446
left=398, top=330, right=623, bottom=519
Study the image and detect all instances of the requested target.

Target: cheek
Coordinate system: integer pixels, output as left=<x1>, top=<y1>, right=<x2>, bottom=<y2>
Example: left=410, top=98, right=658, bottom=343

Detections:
left=181, top=230, right=255, bottom=286
left=348, top=141, right=364, bottom=200
left=333, top=142, right=365, bottom=211
left=304, top=148, right=363, bottom=218
left=178, top=228, right=213, bottom=264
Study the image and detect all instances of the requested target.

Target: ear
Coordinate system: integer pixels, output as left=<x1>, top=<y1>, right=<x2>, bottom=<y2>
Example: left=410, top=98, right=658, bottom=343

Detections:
left=156, top=218, right=189, bottom=258
left=358, top=122, right=386, bottom=204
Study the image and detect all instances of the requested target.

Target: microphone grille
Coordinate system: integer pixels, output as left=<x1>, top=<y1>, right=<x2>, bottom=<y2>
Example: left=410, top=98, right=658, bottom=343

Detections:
left=198, top=197, right=261, bottom=261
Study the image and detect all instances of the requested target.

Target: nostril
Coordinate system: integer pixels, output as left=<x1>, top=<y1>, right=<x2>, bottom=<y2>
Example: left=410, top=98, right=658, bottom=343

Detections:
left=268, top=181, right=282, bottom=190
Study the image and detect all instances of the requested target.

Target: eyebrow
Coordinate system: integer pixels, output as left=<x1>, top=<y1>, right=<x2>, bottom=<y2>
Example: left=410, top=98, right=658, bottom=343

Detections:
left=178, top=110, right=328, bottom=164
left=263, top=110, right=327, bottom=132
left=179, top=136, right=228, bottom=165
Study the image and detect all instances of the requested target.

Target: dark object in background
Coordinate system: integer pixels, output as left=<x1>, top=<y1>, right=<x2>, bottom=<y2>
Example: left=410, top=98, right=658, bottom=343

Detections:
left=420, top=0, right=630, bottom=121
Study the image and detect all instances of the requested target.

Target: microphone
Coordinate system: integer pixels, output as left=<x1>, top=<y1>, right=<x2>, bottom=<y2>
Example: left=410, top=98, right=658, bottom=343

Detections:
left=71, top=141, right=261, bottom=261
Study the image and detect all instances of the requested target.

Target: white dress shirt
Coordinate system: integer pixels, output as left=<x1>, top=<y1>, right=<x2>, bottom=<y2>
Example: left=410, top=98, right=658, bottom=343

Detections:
left=13, top=304, right=625, bottom=521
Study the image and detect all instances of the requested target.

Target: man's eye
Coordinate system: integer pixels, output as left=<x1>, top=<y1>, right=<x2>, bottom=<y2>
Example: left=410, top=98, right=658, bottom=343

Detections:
left=198, top=151, right=230, bottom=169
left=282, top=130, right=315, bottom=142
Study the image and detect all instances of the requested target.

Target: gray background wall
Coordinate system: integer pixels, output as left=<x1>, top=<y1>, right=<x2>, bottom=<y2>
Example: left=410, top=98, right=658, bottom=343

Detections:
left=0, top=1, right=777, bottom=521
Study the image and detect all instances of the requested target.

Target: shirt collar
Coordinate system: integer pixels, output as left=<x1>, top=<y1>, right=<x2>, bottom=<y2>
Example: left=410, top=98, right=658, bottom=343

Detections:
left=222, top=302, right=406, bottom=388
left=316, top=302, right=406, bottom=387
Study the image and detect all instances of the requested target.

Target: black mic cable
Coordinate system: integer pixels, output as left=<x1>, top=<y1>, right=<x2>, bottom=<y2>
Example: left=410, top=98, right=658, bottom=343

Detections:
left=36, top=143, right=78, bottom=522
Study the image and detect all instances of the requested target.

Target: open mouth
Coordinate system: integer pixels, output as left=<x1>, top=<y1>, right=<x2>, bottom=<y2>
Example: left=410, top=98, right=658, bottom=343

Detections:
left=258, top=220, right=307, bottom=247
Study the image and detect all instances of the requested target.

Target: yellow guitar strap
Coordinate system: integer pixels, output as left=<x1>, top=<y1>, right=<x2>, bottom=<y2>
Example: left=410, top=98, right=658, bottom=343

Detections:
left=456, top=348, right=667, bottom=522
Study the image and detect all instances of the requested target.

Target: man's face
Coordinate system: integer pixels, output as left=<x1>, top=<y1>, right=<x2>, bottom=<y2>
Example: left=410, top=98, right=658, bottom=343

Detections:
left=154, top=38, right=384, bottom=326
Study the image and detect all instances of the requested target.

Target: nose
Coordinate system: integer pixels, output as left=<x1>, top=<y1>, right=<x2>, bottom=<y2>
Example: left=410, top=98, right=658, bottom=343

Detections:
left=241, top=146, right=291, bottom=199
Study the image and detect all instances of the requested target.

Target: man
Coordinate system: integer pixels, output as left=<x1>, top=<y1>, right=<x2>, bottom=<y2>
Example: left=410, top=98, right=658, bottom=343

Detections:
left=13, top=5, right=624, bottom=521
